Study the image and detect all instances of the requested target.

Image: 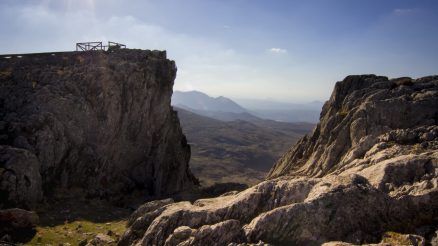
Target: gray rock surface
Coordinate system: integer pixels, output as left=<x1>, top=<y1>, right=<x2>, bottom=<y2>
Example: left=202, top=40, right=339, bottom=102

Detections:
left=87, top=233, right=115, bottom=245
left=0, top=49, right=197, bottom=208
left=120, top=75, right=438, bottom=245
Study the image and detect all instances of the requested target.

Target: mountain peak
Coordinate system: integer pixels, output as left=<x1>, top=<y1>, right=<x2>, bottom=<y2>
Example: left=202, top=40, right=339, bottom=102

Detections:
left=172, top=90, right=247, bottom=113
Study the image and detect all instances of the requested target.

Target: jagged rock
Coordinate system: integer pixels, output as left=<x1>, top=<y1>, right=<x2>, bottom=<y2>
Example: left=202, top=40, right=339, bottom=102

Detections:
left=0, top=49, right=197, bottom=208
left=164, top=220, right=244, bottom=246
left=119, top=177, right=317, bottom=245
left=120, top=75, right=438, bottom=245
left=87, top=233, right=114, bottom=245
left=0, top=208, right=39, bottom=242
left=127, top=198, right=174, bottom=227
left=268, top=75, right=438, bottom=179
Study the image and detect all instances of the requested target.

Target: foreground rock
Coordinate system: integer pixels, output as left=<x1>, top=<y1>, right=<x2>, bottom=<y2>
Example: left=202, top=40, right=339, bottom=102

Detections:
left=0, top=49, right=197, bottom=208
left=121, top=75, right=438, bottom=245
left=87, top=233, right=115, bottom=245
left=0, top=208, right=39, bottom=242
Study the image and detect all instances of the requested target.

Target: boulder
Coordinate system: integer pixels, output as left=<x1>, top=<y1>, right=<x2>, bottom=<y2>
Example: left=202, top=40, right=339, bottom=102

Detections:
left=89, top=233, right=114, bottom=245
left=0, top=208, right=39, bottom=242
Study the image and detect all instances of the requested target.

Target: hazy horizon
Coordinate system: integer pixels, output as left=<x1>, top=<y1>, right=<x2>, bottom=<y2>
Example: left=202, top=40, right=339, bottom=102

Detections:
left=1, top=0, right=437, bottom=102
left=173, top=89, right=325, bottom=105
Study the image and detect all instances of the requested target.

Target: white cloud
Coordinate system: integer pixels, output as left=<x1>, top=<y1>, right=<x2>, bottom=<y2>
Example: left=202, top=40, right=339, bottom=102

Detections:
left=0, top=1, right=330, bottom=102
left=268, top=48, right=287, bottom=54
left=393, top=8, right=415, bottom=15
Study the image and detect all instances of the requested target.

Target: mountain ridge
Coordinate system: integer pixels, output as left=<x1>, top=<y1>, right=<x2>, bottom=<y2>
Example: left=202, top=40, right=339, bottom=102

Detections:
left=172, top=90, right=322, bottom=123
left=172, top=90, right=247, bottom=113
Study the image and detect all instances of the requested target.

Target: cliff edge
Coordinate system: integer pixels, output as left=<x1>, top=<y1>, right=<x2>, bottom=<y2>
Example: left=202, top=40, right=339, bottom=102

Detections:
left=120, top=75, right=438, bottom=245
left=0, top=49, right=197, bottom=208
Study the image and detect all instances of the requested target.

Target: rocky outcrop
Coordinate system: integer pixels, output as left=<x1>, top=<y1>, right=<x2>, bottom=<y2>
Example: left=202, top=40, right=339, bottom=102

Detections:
left=268, top=75, right=438, bottom=179
left=0, top=49, right=197, bottom=208
left=121, top=75, right=438, bottom=245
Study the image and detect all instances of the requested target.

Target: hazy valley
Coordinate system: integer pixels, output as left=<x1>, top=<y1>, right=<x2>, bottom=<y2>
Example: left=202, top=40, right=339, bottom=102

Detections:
left=172, top=91, right=315, bottom=186
left=172, top=90, right=323, bottom=123
left=175, top=107, right=313, bottom=186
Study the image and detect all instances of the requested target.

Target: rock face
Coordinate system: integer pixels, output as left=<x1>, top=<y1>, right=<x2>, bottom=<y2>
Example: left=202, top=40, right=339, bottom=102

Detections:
left=268, top=75, right=438, bottom=179
left=0, top=49, right=197, bottom=208
left=121, top=75, right=438, bottom=245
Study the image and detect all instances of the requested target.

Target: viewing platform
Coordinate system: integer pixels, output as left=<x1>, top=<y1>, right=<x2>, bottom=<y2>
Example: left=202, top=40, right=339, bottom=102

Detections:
left=75, top=41, right=126, bottom=51
left=0, top=41, right=127, bottom=59
left=0, top=45, right=168, bottom=66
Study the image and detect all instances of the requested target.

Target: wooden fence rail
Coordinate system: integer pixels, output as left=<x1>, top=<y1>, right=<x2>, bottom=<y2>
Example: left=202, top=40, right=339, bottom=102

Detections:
left=76, top=41, right=126, bottom=51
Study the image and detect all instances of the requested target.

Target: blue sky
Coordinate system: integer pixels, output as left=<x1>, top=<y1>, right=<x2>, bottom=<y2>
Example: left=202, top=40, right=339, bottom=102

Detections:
left=1, top=0, right=437, bottom=102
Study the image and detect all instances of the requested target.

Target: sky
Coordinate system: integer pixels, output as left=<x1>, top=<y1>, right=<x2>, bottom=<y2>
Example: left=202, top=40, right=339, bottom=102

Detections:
left=1, top=0, right=437, bottom=103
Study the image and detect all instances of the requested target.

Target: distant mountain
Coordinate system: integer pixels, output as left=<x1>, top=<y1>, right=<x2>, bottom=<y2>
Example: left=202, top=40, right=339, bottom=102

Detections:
left=173, top=90, right=322, bottom=123
left=233, top=98, right=324, bottom=111
left=174, top=105, right=259, bottom=122
left=175, top=107, right=311, bottom=186
left=175, top=104, right=314, bottom=134
left=172, top=90, right=247, bottom=113
left=234, top=98, right=324, bottom=123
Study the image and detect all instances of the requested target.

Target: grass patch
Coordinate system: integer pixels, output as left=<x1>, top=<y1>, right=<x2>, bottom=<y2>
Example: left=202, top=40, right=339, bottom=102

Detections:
left=411, top=143, right=423, bottom=154
left=24, top=197, right=131, bottom=245
left=27, top=220, right=126, bottom=245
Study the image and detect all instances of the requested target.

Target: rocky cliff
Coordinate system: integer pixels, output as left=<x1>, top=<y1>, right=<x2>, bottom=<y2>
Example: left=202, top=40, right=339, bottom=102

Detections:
left=120, top=75, right=438, bottom=245
left=268, top=75, right=438, bottom=179
left=0, top=49, right=197, bottom=208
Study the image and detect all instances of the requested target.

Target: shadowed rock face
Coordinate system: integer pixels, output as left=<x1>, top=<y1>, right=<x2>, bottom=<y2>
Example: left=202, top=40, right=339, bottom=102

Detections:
left=0, top=208, right=39, bottom=242
left=0, top=49, right=197, bottom=208
left=120, top=75, right=438, bottom=246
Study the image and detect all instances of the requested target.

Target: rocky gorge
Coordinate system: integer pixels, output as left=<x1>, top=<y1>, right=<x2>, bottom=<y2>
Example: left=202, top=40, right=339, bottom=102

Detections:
left=1, top=48, right=437, bottom=245
left=120, top=75, right=438, bottom=245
